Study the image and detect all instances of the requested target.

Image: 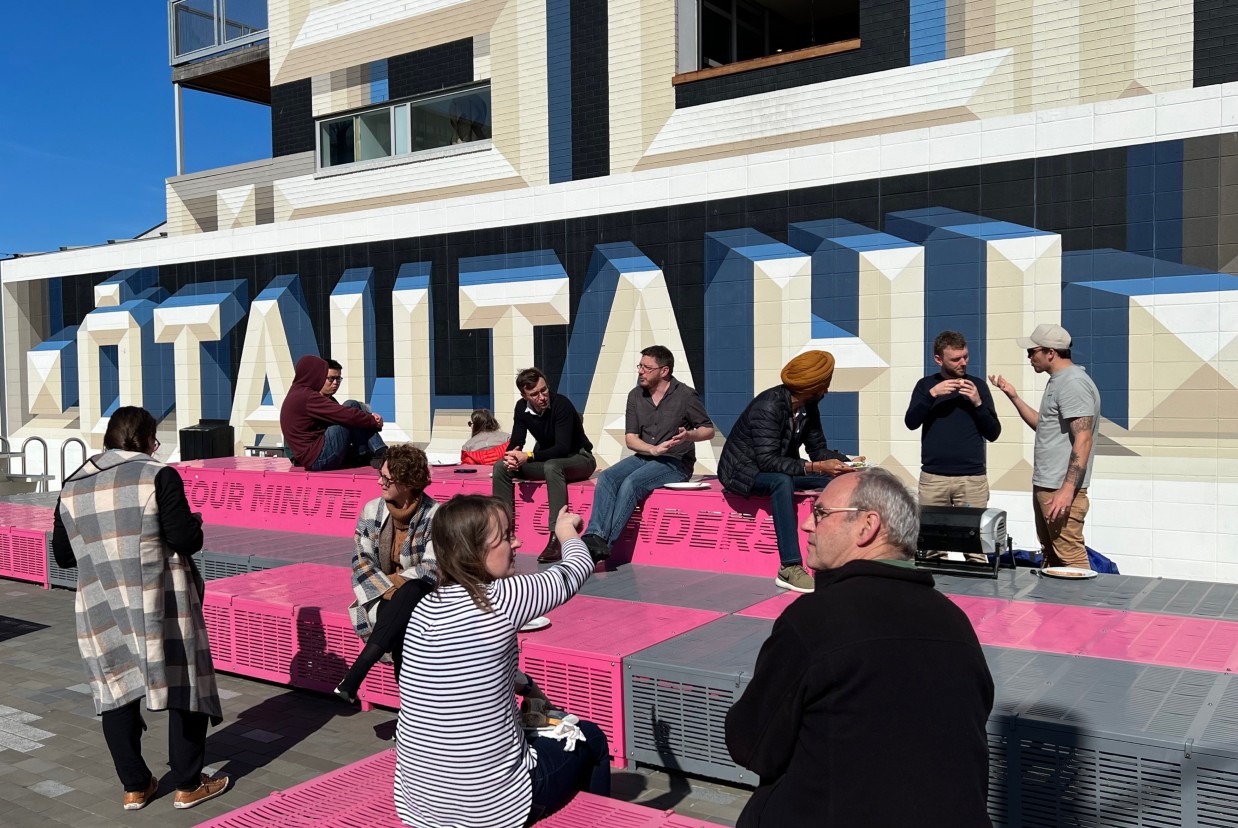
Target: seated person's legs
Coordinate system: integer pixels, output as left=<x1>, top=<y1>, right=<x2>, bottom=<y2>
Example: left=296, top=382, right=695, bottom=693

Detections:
left=492, top=457, right=518, bottom=530
left=340, top=400, right=386, bottom=465
left=310, top=424, right=353, bottom=471
left=534, top=452, right=597, bottom=561
left=337, top=579, right=431, bottom=699
left=527, top=718, right=611, bottom=820
left=586, top=456, right=689, bottom=548
left=749, top=472, right=831, bottom=592
left=583, top=455, right=644, bottom=544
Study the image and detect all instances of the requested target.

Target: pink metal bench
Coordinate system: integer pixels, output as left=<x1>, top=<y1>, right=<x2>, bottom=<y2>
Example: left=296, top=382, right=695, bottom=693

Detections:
left=203, top=564, right=399, bottom=708
left=517, top=596, right=725, bottom=769
left=195, top=749, right=729, bottom=827
left=169, top=459, right=819, bottom=577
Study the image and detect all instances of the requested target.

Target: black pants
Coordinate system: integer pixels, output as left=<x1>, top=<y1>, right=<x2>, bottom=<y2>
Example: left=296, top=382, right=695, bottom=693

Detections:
left=340, top=578, right=432, bottom=695
left=100, top=700, right=209, bottom=792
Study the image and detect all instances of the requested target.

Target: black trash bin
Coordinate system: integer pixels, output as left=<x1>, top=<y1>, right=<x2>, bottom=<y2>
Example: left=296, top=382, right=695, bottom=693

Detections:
left=179, top=419, right=235, bottom=460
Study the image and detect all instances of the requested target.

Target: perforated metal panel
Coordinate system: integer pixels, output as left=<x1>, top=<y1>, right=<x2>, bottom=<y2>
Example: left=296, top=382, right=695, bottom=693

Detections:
left=623, top=615, right=773, bottom=784
left=45, top=531, right=76, bottom=589
left=202, top=550, right=253, bottom=580
left=1013, top=730, right=1184, bottom=828
left=983, top=645, right=1238, bottom=826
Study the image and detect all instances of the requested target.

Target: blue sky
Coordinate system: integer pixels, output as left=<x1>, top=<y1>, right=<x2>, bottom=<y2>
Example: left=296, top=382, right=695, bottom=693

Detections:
left=0, top=6, right=271, bottom=256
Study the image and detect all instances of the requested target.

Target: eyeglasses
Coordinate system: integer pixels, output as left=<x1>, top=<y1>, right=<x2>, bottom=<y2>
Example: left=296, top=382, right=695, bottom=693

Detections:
left=326, top=375, right=342, bottom=383
left=378, top=472, right=393, bottom=487
left=1026, top=348, right=1045, bottom=358
left=636, top=363, right=665, bottom=374
left=153, top=439, right=161, bottom=453
left=811, top=504, right=864, bottom=525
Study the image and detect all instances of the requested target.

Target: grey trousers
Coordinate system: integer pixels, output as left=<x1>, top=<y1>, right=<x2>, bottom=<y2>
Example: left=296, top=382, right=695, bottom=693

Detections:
left=492, top=448, right=596, bottom=532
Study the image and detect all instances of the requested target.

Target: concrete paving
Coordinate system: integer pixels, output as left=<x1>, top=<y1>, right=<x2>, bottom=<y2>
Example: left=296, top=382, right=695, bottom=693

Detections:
left=0, top=579, right=744, bottom=826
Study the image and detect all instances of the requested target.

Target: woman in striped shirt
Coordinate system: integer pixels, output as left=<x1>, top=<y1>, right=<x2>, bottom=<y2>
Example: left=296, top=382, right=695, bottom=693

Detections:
left=395, top=496, right=610, bottom=827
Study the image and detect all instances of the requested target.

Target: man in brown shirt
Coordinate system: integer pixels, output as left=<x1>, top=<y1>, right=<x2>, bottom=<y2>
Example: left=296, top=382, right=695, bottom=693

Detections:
left=580, top=345, right=715, bottom=560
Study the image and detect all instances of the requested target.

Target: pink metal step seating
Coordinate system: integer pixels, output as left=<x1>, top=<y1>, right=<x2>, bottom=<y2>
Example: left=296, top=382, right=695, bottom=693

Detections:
left=0, top=502, right=53, bottom=587
left=195, top=748, right=729, bottom=827
left=204, top=564, right=399, bottom=709
left=171, top=458, right=818, bottom=577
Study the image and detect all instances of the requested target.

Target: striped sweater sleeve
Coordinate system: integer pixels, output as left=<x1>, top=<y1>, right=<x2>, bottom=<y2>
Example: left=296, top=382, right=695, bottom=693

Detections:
left=492, top=537, right=593, bottom=629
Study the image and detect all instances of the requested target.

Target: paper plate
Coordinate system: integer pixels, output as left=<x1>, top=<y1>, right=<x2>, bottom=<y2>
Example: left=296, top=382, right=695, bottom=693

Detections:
left=430, top=460, right=457, bottom=467
left=520, top=616, right=551, bottom=632
left=663, top=481, right=710, bottom=490
left=1042, top=566, right=1097, bottom=580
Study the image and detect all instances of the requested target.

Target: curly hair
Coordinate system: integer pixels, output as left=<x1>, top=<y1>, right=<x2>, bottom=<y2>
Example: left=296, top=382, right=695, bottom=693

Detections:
left=103, top=407, right=158, bottom=453
left=431, top=495, right=508, bottom=612
left=383, top=443, right=431, bottom=495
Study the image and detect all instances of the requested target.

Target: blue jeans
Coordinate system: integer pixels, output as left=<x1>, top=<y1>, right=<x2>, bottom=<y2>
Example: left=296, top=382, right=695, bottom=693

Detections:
left=310, top=400, right=386, bottom=471
left=527, top=719, right=610, bottom=821
left=584, top=454, right=690, bottom=543
left=748, top=472, right=835, bottom=566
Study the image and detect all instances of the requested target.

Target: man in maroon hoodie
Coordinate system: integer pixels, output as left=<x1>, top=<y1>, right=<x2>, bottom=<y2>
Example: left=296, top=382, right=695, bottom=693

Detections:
left=280, top=355, right=387, bottom=471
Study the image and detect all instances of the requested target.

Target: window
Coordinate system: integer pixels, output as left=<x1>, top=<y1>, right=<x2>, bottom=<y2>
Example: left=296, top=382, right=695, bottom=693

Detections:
left=698, top=0, right=858, bottom=69
left=317, top=84, right=492, bottom=170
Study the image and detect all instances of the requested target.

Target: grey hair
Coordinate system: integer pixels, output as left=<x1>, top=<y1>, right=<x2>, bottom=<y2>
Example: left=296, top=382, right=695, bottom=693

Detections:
left=845, top=468, right=919, bottom=558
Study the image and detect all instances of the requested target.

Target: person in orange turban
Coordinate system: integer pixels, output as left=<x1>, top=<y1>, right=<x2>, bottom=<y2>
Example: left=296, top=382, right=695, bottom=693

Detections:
left=717, top=350, right=864, bottom=593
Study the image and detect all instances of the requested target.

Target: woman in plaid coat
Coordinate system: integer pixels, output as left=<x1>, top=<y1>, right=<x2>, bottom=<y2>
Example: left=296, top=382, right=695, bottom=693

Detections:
left=335, top=443, right=438, bottom=703
left=52, top=407, right=229, bottom=811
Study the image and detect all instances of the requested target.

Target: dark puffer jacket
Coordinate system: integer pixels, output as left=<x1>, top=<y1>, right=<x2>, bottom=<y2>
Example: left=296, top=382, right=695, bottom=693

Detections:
left=717, top=385, right=848, bottom=495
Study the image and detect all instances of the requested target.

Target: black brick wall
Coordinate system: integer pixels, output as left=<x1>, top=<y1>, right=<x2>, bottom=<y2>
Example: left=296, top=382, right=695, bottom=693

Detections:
left=271, top=79, right=314, bottom=157
left=389, top=39, right=475, bottom=99
left=570, top=0, right=610, bottom=180
left=676, top=0, right=909, bottom=108
left=1194, top=0, right=1238, bottom=87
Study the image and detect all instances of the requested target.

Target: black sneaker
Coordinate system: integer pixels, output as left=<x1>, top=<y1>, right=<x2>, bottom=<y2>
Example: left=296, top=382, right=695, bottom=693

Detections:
left=369, top=447, right=389, bottom=469
left=581, top=533, right=611, bottom=562
left=537, top=537, right=562, bottom=563
left=333, top=682, right=358, bottom=705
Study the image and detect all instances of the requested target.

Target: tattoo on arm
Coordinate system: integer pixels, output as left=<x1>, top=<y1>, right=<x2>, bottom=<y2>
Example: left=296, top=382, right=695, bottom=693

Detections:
left=1069, top=416, right=1094, bottom=436
left=1064, top=417, right=1094, bottom=489
left=1064, top=450, right=1086, bottom=488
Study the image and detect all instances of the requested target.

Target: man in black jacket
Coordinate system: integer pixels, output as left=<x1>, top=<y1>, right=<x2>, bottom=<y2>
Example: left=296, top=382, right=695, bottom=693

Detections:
left=726, top=468, right=994, bottom=828
left=493, top=367, right=596, bottom=562
left=717, top=350, right=858, bottom=592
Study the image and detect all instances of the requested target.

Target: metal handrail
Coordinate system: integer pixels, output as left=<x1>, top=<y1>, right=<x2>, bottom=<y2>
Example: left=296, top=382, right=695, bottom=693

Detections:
left=19, top=436, right=53, bottom=492
left=60, top=438, right=88, bottom=483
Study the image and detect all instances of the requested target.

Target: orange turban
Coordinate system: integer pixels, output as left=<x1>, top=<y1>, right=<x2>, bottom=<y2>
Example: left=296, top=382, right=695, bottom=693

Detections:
left=780, top=350, right=835, bottom=396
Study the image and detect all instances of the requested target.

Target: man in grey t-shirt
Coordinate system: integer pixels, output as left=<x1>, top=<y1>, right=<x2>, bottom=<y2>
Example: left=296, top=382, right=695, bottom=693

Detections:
left=580, top=345, right=715, bottom=560
left=989, top=324, right=1101, bottom=569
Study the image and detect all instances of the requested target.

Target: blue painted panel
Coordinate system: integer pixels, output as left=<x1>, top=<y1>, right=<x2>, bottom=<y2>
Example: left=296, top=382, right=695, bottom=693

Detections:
left=369, top=60, right=389, bottom=104
left=909, top=0, right=947, bottom=65
left=458, top=250, right=568, bottom=285
left=97, top=267, right=159, bottom=304
left=791, top=219, right=916, bottom=338
left=819, top=391, right=859, bottom=456
left=560, top=242, right=655, bottom=404
left=99, top=345, right=120, bottom=416
left=1127, top=141, right=1183, bottom=263
left=546, top=0, right=572, bottom=183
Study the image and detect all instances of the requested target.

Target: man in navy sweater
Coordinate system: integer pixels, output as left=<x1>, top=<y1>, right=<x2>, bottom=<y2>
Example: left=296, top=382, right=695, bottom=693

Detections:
left=493, top=367, right=596, bottom=562
left=904, top=331, right=1001, bottom=512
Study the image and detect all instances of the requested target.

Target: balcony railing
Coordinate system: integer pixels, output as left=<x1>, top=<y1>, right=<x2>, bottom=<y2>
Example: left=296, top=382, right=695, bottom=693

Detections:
left=170, top=0, right=268, bottom=65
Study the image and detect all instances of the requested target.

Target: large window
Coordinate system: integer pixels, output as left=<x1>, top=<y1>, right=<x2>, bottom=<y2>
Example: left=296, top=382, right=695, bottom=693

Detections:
left=699, top=0, right=858, bottom=69
left=318, top=85, right=492, bottom=170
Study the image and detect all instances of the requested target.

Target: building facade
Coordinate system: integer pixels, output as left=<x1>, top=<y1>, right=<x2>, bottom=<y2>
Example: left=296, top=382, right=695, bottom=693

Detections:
left=3, top=0, right=1238, bottom=580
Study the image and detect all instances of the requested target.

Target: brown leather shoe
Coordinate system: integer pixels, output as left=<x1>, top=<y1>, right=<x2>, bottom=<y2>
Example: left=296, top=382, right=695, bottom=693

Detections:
left=173, top=773, right=230, bottom=809
left=122, top=775, right=158, bottom=810
left=537, top=537, right=562, bottom=563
